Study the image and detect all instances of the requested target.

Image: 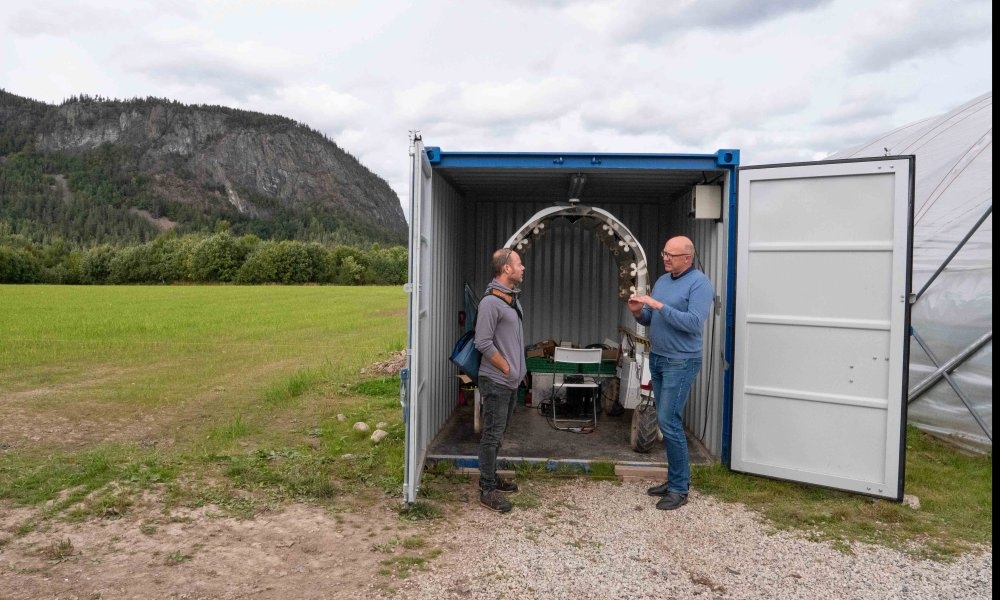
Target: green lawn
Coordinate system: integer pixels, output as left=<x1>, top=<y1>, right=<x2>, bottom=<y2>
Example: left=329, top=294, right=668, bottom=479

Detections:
left=1, top=284, right=409, bottom=520
left=0, top=284, right=991, bottom=560
left=1, top=284, right=406, bottom=390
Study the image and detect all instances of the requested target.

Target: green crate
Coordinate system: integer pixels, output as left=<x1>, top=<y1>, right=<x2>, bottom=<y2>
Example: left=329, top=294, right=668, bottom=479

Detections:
left=526, top=357, right=579, bottom=373
left=525, top=357, right=552, bottom=372
left=580, top=360, right=617, bottom=375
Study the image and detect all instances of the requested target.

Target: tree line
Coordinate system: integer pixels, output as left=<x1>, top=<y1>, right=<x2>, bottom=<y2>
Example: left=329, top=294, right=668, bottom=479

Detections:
left=0, top=229, right=408, bottom=285
left=0, top=148, right=400, bottom=249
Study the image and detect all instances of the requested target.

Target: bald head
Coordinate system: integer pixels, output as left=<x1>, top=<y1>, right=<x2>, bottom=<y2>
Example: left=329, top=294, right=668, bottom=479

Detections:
left=662, top=236, right=695, bottom=276
left=668, top=236, right=694, bottom=255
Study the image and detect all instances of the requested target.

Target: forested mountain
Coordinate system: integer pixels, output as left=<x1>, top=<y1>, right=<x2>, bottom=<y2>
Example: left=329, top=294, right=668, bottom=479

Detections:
left=0, top=89, right=408, bottom=248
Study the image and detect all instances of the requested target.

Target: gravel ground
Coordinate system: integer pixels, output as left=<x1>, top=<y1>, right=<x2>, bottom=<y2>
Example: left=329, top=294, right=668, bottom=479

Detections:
left=393, top=479, right=992, bottom=600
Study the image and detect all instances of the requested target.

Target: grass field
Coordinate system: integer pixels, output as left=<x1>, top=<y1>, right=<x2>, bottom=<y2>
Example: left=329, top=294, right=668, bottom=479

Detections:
left=1, top=284, right=409, bottom=518
left=0, top=284, right=992, bottom=560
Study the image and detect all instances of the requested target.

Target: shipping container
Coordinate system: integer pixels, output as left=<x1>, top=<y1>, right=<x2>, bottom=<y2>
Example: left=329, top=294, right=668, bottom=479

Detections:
left=403, top=134, right=914, bottom=505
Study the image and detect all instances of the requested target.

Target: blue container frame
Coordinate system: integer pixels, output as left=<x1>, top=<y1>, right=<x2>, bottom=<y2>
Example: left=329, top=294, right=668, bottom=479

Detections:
left=426, top=148, right=741, bottom=466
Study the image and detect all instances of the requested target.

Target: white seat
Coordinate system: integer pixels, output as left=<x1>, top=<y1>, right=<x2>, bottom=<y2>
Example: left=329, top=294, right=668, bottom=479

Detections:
left=550, top=347, right=602, bottom=431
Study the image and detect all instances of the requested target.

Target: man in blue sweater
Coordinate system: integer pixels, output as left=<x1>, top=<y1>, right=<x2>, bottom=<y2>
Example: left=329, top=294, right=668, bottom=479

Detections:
left=474, top=248, right=527, bottom=513
left=628, top=236, right=714, bottom=510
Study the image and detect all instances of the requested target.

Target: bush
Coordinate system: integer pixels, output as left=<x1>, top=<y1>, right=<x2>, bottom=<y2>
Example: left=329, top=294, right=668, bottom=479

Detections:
left=368, top=245, right=407, bottom=285
left=328, top=245, right=369, bottom=285
left=190, top=232, right=254, bottom=282
left=0, top=235, right=408, bottom=286
left=105, top=235, right=197, bottom=284
left=149, top=235, right=198, bottom=283
left=80, top=244, right=117, bottom=284
left=0, top=245, right=42, bottom=283
left=108, top=244, right=157, bottom=283
left=236, top=240, right=329, bottom=284
left=43, top=251, right=84, bottom=284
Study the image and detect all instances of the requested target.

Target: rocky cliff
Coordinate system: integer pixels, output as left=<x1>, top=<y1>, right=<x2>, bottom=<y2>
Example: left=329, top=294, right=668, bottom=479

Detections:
left=0, top=89, right=407, bottom=245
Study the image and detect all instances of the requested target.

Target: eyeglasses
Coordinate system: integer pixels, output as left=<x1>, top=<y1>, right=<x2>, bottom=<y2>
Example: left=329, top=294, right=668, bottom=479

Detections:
left=660, top=251, right=691, bottom=259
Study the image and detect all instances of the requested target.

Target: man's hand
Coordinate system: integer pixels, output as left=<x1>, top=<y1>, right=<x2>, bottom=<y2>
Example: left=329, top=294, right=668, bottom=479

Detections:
left=628, top=294, right=661, bottom=314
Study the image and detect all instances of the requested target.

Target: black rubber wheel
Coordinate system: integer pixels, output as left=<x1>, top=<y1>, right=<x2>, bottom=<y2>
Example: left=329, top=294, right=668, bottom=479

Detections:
left=630, top=401, right=659, bottom=453
left=602, top=378, right=620, bottom=415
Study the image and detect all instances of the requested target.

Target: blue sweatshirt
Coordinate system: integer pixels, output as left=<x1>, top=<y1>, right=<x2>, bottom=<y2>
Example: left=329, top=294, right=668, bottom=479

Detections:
left=474, top=280, right=526, bottom=389
left=636, top=267, right=714, bottom=359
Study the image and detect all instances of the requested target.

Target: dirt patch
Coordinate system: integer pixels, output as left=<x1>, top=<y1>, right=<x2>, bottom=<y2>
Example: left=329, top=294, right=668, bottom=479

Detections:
left=51, top=174, right=73, bottom=204
left=0, top=352, right=432, bottom=599
left=0, top=366, right=155, bottom=451
left=129, top=207, right=178, bottom=231
left=0, top=493, right=439, bottom=600
left=360, top=351, right=406, bottom=377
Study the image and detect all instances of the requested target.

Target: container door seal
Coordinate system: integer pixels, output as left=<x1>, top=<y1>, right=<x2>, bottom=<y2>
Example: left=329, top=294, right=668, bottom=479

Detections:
left=731, top=157, right=914, bottom=500
left=402, top=135, right=434, bottom=504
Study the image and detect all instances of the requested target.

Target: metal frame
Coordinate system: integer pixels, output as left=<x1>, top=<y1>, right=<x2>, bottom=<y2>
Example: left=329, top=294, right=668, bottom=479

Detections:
left=550, top=347, right=604, bottom=431
left=907, top=205, right=993, bottom=443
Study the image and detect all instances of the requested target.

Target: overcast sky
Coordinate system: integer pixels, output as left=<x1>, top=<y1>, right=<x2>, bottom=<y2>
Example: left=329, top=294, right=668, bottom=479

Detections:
left=1, top=0, right=992, bottom=220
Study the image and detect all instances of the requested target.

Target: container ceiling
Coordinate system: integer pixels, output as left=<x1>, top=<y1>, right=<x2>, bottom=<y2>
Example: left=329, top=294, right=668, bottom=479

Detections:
left=426, top=149, right=736, bottom=204
left=434, top=166, right=726, bottom=203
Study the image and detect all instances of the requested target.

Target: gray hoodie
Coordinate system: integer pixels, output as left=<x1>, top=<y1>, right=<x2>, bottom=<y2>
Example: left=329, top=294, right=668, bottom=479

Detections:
left=474, top=279, right=526, bottom=389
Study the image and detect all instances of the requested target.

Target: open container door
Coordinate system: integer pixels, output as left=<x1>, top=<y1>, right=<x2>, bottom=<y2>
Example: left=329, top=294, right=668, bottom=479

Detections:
left=731, top=157, right=914, bottom=500
left=402, top=135, right=434, bottom=504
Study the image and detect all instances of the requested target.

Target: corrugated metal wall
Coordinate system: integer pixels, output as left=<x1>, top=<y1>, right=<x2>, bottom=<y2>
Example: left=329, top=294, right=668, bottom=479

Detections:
left=656, top=190, right=729, bottom=458
left=418, top=173, right=468, bottom=457
left=455, top=192, right=729, bottom=457
left=470, top=200, right=626, bottom=346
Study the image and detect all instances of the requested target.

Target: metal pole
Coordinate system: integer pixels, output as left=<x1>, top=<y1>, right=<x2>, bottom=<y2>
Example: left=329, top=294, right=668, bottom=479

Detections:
left=914, top=205, right=992, bottom=301
left=909, top=328, right=992, bottom=442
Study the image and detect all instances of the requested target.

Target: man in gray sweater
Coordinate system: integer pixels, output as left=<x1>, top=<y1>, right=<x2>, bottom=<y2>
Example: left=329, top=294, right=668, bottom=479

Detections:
left=474, top=247, right=527, bottom=513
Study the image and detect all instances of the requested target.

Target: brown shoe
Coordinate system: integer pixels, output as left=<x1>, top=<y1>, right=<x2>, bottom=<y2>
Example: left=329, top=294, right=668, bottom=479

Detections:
left=480, top=489, right=512, bottom=513
left=496, top=474, right=519, bottom=493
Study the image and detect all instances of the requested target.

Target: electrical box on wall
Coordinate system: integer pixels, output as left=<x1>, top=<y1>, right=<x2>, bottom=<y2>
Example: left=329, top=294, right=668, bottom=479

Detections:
left=686, top=184, right=722, bottom=220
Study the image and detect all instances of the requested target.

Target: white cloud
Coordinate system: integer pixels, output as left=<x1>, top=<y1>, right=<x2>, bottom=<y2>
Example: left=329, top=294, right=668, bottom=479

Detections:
left=560, top=0, right=834, bottom=42
left=117, top=29, right=306, bottom=101
left=396, top=77, right=581, bottom=130
left=269, top=85, right=367, bottom=130
left=847, top=0, right=992, bottom=73
left=0, top=0, right=992, bottom=220
left=6, top=0, right=196, bottom=37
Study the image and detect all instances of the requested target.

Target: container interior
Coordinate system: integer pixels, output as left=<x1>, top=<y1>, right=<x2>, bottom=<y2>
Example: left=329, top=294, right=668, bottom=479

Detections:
left=416, top=151, right=736, bottom=467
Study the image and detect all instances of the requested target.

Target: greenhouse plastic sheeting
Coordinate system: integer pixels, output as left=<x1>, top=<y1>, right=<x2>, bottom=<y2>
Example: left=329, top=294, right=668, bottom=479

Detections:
left=831, top=91, right=992, bottom=453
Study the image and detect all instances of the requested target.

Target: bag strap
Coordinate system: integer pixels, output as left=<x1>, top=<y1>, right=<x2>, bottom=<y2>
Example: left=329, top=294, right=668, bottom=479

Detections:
left=486, top=287, right=514, bottom=305
left=482, top=287, right=523, bottom=321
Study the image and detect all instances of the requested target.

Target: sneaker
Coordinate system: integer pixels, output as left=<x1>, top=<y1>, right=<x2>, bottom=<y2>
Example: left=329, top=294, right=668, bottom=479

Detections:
left=655, top=491, right=688, bottom=511
left=495, top=474, right=519, bottom=493
left=647, top=481, right=670, bottom=496
left=480, top=489, right=512, bottom=513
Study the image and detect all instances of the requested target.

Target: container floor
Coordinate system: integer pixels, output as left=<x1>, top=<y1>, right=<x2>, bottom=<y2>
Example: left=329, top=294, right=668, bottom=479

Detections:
left=426, top=400, right=714, bottom=466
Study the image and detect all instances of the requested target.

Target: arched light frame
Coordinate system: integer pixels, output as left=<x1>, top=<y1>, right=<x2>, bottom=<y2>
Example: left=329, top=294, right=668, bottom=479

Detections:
left=503, top=204, right=650, bottom=299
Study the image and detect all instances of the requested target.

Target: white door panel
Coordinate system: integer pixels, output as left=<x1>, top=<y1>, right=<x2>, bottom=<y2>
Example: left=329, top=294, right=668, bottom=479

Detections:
left=732, top=158, right=913, bottom=500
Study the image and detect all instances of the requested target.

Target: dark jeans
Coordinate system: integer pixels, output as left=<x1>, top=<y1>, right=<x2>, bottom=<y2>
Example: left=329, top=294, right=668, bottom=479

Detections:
left=478, top=376, right=517, bottom=492
left=648, top=353, right=702, bottom=494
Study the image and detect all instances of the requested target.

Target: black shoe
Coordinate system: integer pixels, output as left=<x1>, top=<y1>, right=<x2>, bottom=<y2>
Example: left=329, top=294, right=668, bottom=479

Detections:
left=647, top=481, right=670, bottom=496
left=655, top=492, right=688, bottom=511
left=495, top=474, right=519, bottom=493
left=479, top=489, right=512, bottom=513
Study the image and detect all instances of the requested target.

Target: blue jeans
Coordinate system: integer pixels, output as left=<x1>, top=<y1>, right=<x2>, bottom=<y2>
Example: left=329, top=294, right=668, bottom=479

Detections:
left=478, top=376, right=517, bottom=492
left=648, top=353, right=702, bottom=494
